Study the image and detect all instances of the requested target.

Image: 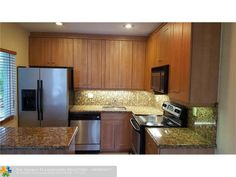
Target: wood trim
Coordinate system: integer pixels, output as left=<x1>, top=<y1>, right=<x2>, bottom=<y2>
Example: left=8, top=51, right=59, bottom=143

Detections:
left=0, top=48, right=17, bottom=55
left=0, top=115, right=14, bottom=126
left=30, top=32, right=147, bottom=41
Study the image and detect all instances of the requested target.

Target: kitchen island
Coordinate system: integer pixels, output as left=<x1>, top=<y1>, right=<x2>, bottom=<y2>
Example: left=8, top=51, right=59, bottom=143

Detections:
left=0, top=127, right=78, bottom=154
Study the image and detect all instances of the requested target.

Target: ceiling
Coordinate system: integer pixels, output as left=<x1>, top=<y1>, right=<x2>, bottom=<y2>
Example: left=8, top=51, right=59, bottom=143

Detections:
left=18, top=23, right=160, bottom=36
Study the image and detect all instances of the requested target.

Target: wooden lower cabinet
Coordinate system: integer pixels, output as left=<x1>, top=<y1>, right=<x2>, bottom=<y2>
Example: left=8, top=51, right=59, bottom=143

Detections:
left=101, top=112, right=132, bottom=152
left=145, top=131, right=159, bottom=154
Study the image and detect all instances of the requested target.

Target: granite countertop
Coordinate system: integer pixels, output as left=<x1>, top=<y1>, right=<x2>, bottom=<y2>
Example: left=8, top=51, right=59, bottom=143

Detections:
left=70, top=105, right=163, bottom=115
left=146, top=127, right=215, bottom=149
left=0, top=127, right=78, bottom=150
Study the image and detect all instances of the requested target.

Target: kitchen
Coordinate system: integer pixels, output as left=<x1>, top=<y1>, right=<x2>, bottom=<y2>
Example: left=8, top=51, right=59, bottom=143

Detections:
left=0, top=22, right=234, bottom=155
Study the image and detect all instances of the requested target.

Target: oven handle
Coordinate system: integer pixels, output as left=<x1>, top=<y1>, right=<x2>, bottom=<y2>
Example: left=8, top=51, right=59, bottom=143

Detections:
left=130, top=118, right=141, bottom=132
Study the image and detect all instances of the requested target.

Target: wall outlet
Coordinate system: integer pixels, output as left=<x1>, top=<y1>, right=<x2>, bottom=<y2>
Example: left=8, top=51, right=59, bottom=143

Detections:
left=193, top=107, right=198, bottom=117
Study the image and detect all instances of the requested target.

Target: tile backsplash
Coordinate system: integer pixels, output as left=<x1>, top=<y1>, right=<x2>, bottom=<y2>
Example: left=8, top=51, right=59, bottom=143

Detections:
left=74, top=90, right=169, bottom=109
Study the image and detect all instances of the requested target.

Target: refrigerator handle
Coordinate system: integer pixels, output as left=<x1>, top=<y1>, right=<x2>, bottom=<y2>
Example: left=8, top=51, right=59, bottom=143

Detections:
left=40, top=80, right=43, bottom=120
left=37, top=80, right=41, bottom=120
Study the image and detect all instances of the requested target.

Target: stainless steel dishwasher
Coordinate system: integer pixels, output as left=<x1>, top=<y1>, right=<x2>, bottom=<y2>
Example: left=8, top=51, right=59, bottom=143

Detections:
left=69, top=112, right=101, bottom=153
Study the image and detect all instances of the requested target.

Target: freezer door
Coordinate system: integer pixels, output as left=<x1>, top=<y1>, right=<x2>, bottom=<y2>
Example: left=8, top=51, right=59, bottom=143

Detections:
left=18, top=68, right=40, bottom=127
left=40, top=68, right=69, bottom=127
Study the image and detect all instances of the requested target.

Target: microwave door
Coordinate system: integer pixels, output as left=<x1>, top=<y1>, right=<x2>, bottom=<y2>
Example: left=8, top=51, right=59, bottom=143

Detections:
left=160, top=71, right=165, bottom=93
left=152, top=73, right=162, bottom=93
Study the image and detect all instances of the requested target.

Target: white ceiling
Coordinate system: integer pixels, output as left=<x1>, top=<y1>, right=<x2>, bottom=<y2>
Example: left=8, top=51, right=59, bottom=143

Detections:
left=18, top=23, right=160, bottom=36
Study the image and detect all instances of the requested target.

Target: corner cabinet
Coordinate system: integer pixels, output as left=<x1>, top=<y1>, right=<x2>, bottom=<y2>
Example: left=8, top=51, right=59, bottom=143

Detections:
left=29, top=37, right=73, bottom=67
left=145, top=23, right=221, bottom=106
left=168, top=23, right=221, bottom=106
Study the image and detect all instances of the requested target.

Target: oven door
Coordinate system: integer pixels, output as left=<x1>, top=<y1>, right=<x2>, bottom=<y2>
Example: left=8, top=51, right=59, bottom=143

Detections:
left=130, top=118, right=142, bottom=154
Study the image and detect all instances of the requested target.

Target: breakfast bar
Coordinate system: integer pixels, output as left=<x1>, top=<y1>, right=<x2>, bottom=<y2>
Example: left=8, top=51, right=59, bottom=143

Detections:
left=0, top=127, right=78, bottom=154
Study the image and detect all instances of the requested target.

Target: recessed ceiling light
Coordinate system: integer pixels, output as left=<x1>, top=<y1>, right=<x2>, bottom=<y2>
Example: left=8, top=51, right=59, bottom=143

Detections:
left=124, top=24, right=133, bottom=29
left=56, top=22, right=63, bottom=26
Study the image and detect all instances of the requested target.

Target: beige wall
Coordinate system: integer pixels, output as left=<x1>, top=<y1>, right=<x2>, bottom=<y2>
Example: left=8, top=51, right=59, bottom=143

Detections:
left=0, top=23, right=29, bottom=127
left=217, top=23, right=236, bottom=153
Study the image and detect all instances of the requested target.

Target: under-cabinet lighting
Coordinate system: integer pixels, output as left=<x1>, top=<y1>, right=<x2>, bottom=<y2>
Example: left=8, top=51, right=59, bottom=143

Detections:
left=56, top=22, right=63, bottom=26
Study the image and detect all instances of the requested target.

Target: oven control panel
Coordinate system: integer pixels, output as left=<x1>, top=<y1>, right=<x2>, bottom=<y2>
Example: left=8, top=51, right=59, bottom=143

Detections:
left=162, top=102, right=182, bottom=118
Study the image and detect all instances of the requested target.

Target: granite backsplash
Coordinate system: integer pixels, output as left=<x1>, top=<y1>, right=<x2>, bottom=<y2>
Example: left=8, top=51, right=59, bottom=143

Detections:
left=188, top=106, right=217, bottom=145
left=74, top=90, right=217, bottom=145
left=74, top=90, right=169, bottom=110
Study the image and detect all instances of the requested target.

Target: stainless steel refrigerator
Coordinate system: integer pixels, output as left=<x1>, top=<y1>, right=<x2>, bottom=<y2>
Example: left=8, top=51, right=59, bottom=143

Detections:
left=18, top=67, right=73, bottom=127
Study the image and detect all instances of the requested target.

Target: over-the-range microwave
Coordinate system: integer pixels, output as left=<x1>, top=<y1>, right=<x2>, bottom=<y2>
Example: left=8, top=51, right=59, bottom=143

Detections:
left=151, top=65, right=169, bottom=94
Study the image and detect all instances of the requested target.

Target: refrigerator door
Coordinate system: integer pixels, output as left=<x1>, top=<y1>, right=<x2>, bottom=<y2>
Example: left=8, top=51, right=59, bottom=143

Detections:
left=40, top=68, right=69, bottom=127
left=18, top=68, right=40, bottom=127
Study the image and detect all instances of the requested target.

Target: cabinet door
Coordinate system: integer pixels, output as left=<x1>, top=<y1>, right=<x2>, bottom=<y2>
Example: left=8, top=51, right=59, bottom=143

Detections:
left=29, top=37, right=52, bottom=66
left=87, top=39, right=104, bottom=89
left=132, top=41, right=146, bottom=89
left=104, top=40, right=120, bottom=89
left=119, top=41, right=133, bottom=89
left=158, top=24, right=171, bottom=66
left=169, top=23, right=182, bottom=95
left=73, top=39, right=88, bottom=88
left=101, top=117, right=115, bottom=152
left=101, top=113, right=132, bottom=152
left=145, top=131, right=159, bottom=154
left=51, top=38, right=73, bottom=67
left=29, top=38, right=42, bottom=66
left=29, top=37, right=73, bottom=67
left=145, top=35, right=156, bottom=91
left=114, top=113, right=132, bottom=152
left=169, top=23, right=191, bottom=103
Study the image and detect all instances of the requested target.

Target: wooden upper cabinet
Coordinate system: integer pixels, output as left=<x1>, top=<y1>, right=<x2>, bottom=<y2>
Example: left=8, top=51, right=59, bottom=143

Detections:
left=169, top=23, right=183, bottom=95
left=119, top=41, right=133, bottom=89
left=29, top=34, right=147, bottom=90
left=51, top=38, right=73, bottom=67
left=104, top=40, right=120, bottom=89
left=168, top=23, right=221, bottom=106
left=29, top=37, right=50, bottom=66
left=145, top=23, right=220, bottom=106
left=29, top=37, right=73, bottom=67
left=188, top=23, right=221, bottom=105
left=145, top=35, right=156, bottom=91
left=73, top=39, right=88, bottom=89
left=104, top=40, right=145, bottom=90
left=132, top=41, right=146, bottom=89
left=156, top=24, right=171, bottom=66
left=87, top=39, right=105, bottom=89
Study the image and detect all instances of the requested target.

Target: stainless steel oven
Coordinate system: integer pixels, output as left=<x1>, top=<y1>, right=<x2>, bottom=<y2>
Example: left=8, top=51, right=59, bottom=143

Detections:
left=130, top=102, right=187, bottom=154
left=130, top=118, right=142, bottom=154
